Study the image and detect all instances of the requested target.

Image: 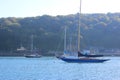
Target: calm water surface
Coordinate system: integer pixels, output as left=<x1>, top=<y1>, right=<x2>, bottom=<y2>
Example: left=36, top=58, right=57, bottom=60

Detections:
left=0, top=57, right=119, bottom=80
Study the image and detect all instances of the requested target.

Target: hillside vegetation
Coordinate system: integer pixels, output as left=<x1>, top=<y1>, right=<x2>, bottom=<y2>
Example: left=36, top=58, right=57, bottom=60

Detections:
left=0, top=13, right=120, bottom=54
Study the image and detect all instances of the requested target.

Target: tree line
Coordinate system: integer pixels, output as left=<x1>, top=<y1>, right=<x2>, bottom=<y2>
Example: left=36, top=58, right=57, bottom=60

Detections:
left=0, top=13, right=120, bottom=55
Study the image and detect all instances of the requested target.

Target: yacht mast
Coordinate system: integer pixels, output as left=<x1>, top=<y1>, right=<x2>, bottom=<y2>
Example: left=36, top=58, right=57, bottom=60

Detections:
left=78, top=0, right=82, bottom=51
left=31, top=35, right=34, bottom=52
left=64, top=26, right=67, bottom=51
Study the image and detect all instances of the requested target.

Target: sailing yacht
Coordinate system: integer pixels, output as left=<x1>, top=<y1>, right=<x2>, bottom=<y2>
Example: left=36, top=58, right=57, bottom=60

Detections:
left=56, top=0, right=109, bottom=63
left=25, top=35, right=41, bottom=58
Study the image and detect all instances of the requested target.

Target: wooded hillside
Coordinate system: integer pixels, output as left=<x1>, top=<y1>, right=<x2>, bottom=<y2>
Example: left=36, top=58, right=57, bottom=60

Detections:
left=0, top=13, right=120, bottom=54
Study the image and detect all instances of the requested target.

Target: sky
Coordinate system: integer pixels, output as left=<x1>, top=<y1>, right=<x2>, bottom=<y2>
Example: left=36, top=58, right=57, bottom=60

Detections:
left=0, top=0, right=120, bottom=18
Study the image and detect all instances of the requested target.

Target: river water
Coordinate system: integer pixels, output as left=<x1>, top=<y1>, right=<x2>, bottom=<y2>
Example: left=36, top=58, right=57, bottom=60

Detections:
left=0, top=57, right=119, bottom=80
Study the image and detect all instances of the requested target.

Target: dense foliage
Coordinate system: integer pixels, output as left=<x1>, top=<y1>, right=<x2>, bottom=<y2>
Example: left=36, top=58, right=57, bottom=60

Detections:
left=0, top=13, right=120, bottom=54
